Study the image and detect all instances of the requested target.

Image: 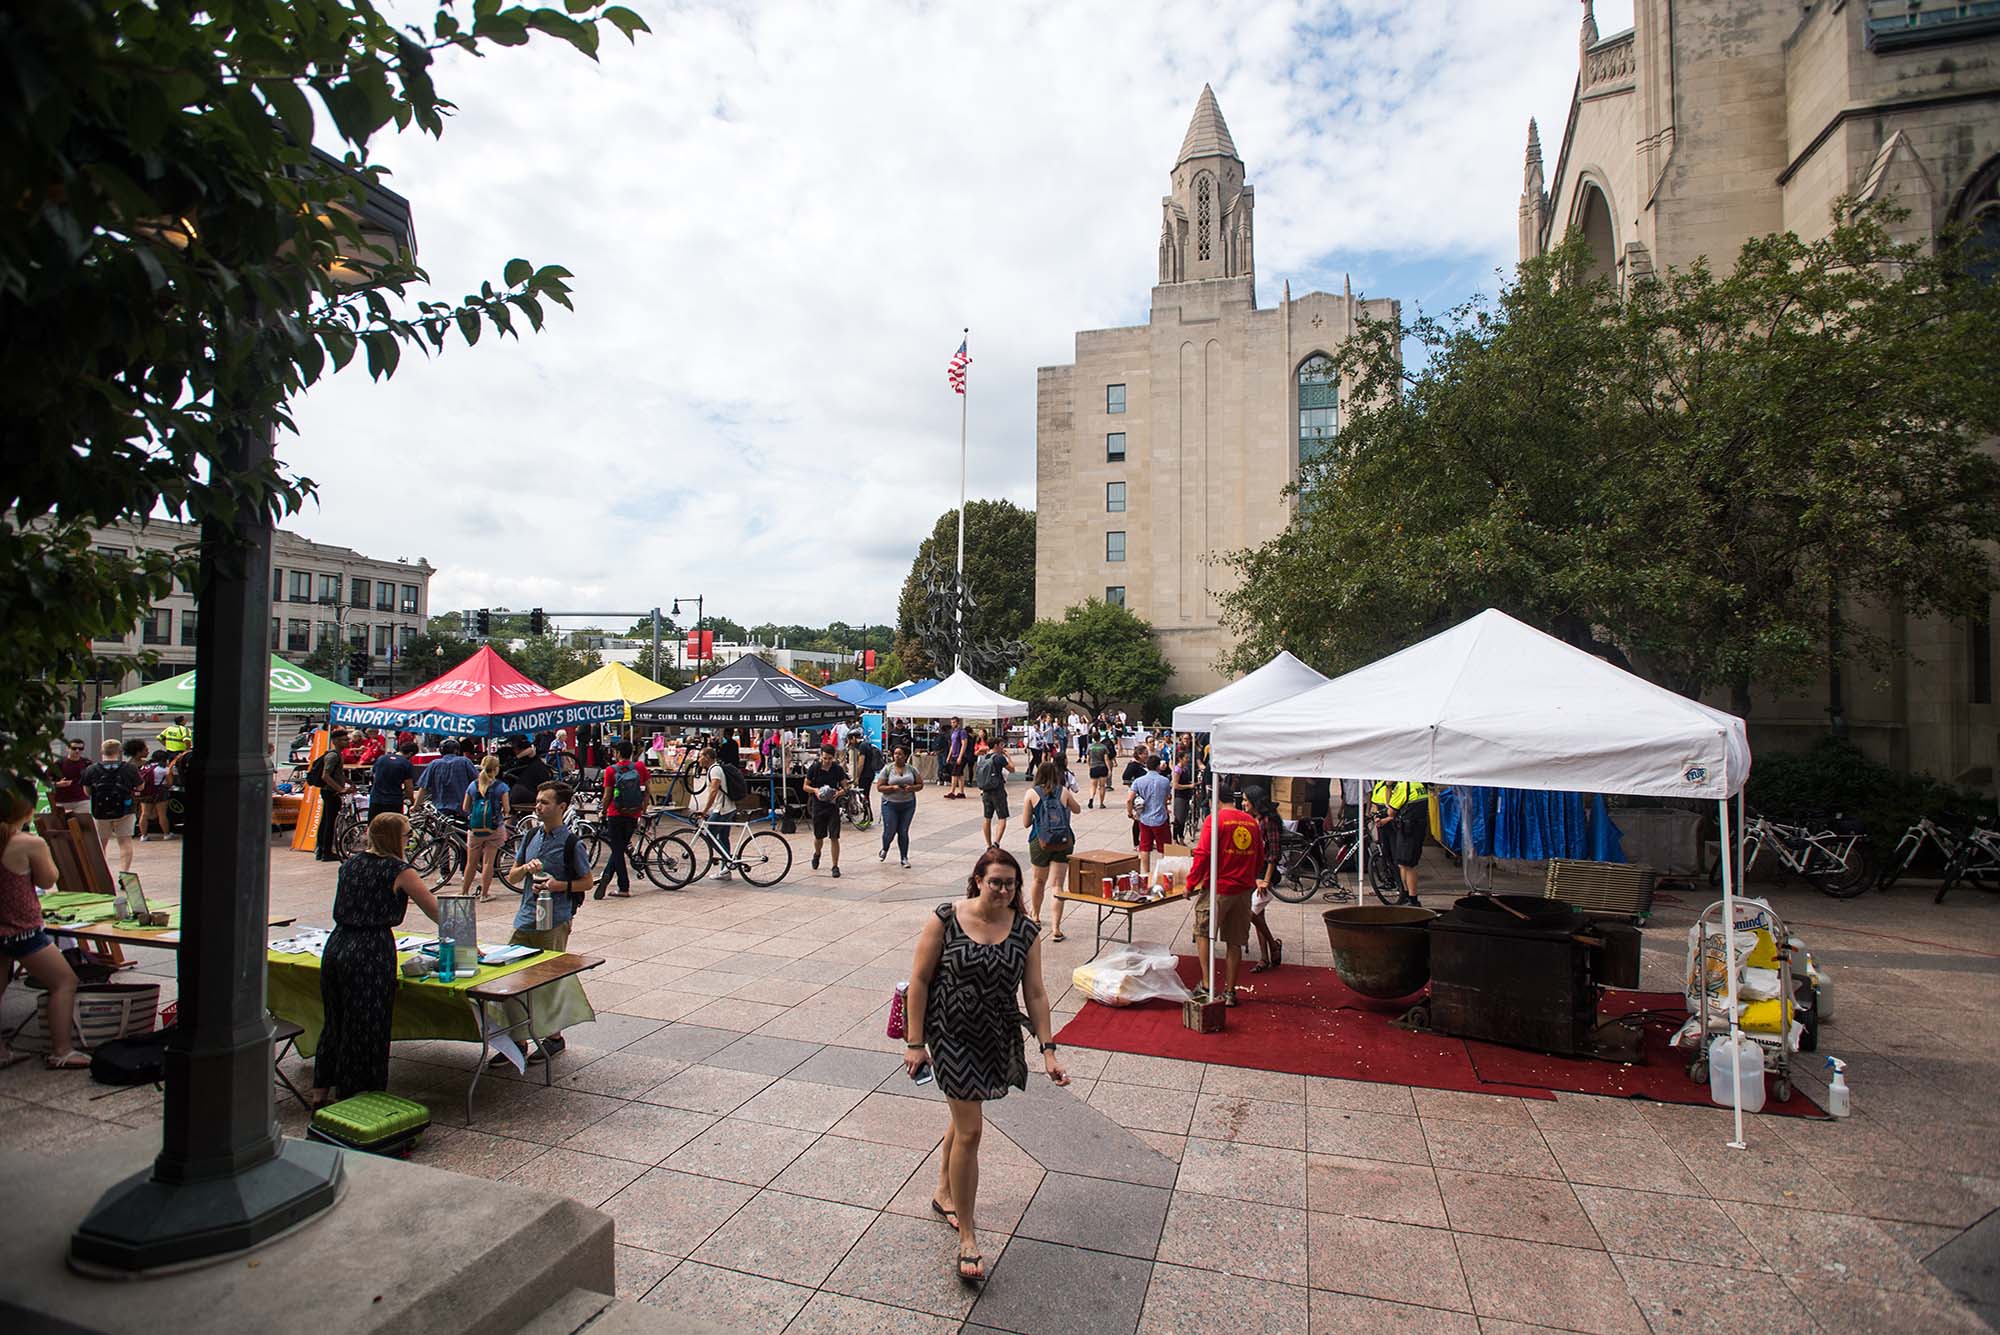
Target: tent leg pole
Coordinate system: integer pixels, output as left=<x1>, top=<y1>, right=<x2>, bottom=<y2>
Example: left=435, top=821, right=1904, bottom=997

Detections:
left=1208, top=769, right=1219, bottom=1004
left=1718, top=797, right=1746, bottom=1150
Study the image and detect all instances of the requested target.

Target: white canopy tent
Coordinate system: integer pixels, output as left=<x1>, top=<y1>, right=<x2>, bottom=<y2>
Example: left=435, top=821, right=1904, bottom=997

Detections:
left=881, top=667, right=1027, bottom=721
left=1171, top=649, right=1330, bottom=734
left=1209, top=609, right=1758, bottom=1145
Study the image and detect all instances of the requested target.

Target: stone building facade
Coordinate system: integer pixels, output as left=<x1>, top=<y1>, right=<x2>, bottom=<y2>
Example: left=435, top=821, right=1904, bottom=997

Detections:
left=1035, top=86, right=1400, bottom=695
left=1521, top=0, right=2000, bottom=784
left=78, top=516, right=433, bottom=704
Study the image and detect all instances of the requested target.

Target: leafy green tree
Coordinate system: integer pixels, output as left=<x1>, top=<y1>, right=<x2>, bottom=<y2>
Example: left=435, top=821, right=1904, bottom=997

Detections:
left=495, top=634, right=600, bottom=689
left=1221, top=205, right=2000, bottom=715
left=628, top=645, right=685, bottom=689
left=896, top=500, right=1036, bottom=676
left=866, top=650, right=910, bottom=689
left=1012, top=599, right=1171, bottom=717
left=299, top=640, right=348, bottom=683
left=397, top=631, right=476, bottom=688
left=0, top=0, right=647, bottom=773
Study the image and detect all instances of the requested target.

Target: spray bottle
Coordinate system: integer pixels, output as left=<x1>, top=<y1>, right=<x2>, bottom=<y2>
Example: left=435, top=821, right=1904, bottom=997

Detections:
left=1824, top=1056, right=1850, bottom=1118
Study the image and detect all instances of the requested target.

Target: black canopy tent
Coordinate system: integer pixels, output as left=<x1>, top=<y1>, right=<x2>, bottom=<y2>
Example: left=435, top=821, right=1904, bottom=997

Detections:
left=631, top=654, right=857, bottom=812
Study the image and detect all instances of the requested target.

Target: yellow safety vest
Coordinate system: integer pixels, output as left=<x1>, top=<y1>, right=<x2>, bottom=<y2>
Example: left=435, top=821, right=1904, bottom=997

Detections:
left=1371, top=780, right=1428, bottom=811
left=160, top=723, right=192, bottom=752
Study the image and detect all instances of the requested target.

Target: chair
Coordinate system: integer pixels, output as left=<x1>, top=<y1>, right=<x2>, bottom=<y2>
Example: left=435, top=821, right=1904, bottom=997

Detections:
left=271, top=1016, right=313, bottom=1113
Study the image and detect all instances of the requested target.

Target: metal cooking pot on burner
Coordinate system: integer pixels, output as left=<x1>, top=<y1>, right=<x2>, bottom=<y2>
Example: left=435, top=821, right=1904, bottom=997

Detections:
left=1322, top=906, right=1438, bottom=999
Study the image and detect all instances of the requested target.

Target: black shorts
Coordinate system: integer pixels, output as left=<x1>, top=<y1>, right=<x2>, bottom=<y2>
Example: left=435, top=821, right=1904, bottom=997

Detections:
left=1386, top=806, right=1426, bottom=867
left=1089, top=765, right=1109, bottom=779
left=811, top=803, right=841, bottom=840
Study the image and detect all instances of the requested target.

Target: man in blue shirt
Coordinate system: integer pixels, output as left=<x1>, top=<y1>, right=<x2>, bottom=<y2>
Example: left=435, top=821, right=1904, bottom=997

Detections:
left=498, top=780, right=592, bottom=1063
left=367, top=740, right=417, bottom=818
left=417, top=738, right=478, bottom=816
left=1126, top=756, right=1175, bottom=879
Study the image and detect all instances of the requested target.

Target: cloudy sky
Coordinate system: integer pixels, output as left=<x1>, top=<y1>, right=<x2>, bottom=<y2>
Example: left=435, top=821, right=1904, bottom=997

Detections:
left=287, top=0, right=1628, bottom=633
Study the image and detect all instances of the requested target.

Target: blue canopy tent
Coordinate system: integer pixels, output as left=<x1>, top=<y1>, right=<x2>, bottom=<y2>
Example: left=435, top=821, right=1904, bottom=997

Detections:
left=824, top=679, right=890, bottom=710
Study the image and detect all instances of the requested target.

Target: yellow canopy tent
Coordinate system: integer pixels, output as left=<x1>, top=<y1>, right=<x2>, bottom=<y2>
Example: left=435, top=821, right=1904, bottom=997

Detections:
left=554, top=661, right=673, bottom=720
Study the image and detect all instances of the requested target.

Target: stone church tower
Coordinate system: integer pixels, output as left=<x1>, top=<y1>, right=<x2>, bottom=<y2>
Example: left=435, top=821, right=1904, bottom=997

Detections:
left=1036, top=87, right=1399, bottom=695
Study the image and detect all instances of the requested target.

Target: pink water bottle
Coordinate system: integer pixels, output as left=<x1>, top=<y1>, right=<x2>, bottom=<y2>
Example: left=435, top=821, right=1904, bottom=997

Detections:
left=887, top=981, right=908, bottom=1039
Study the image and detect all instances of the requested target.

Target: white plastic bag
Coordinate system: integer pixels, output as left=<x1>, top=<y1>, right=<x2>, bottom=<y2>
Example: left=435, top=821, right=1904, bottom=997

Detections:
left=1073, top=941, right=1193, bottom=1007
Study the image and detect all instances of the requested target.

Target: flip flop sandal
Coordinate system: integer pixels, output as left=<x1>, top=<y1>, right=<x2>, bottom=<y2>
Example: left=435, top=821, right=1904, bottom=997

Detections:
left=1051, top=931, right=1065, bottom=942
left=45, top=1051, right=93, bottom=1070
left=930, top=1198, right=960, bottom=1230
left=956, top=1253, right=985, bottom=1285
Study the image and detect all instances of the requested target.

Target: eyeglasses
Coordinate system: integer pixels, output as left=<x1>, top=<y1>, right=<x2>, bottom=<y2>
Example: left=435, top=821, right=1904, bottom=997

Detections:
left=983, top=879, right=1020, bottom=890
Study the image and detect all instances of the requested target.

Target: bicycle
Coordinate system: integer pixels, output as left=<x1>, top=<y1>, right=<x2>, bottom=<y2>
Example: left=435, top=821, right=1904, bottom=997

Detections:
left=653, top=815, right=793, bottom=887
left=1308, top=816, right=1412, bottom=906
left=838, top=787, right=874, bottom=831
left=405, top=805, right=468, bottom=881
left=1875, top=816, right=1965, bottom=893
left=1936, top=820, right=2000, bottom=904
left=1710, top=811, right=1874, bottom=899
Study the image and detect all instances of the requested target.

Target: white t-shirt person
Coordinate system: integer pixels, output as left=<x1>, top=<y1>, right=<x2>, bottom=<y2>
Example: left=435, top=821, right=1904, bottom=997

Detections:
left=706, top=760, right=736, bottom=817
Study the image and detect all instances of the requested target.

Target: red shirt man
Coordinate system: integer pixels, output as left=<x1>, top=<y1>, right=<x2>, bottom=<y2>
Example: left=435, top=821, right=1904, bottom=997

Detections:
left=593, top=742, right=651, bottom=898
left=1187, top=799, right=1262, bottom=1005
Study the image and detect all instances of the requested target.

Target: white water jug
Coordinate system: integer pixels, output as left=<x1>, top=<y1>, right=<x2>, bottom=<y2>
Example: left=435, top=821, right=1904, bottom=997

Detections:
left=1707, top=1035, right=1767, bottom=1114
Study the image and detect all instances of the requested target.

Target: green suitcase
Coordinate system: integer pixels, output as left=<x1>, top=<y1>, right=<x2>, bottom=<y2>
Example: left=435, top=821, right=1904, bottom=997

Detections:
left=307, top=1092, right=431, bottom=1157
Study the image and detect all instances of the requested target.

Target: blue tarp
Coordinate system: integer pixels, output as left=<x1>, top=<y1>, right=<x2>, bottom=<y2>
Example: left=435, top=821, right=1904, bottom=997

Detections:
left=1434, top=786, right=1626, bottom=863
left=824, top=679, right=890, bottom=709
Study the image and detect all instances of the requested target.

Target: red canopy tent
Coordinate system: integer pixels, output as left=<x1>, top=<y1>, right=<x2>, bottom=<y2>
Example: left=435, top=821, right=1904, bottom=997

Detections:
left=328, top=645, right=623, bottom=738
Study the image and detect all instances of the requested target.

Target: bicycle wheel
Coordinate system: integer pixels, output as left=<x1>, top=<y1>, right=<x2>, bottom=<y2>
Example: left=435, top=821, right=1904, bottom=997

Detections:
left=1810, top=839, right=1875, bottom=899
left=406, top=824, right=446, bottom=878
left=1368, top=842, right=1413, bottom=906
left=733, top=830, right=793, bottom=887
left=679, top=760, right=708, bottom=800
left=643, top=832, right=702, bottom=889
left=1874, top=838, right=1919, bottom=893
left=1268, top=847, right=1322, bottom=903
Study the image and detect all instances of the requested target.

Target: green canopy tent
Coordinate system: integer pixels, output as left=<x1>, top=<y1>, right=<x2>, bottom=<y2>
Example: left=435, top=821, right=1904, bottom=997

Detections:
left=102, top=655, right=369, bottom=714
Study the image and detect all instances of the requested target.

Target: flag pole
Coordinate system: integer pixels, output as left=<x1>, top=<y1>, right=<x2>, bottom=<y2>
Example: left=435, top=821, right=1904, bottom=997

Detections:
left=954, top=326, right=968, bottom=675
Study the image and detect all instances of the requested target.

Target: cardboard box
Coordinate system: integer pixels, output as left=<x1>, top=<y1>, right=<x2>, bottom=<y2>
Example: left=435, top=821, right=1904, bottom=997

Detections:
left=1164, top=843, right=1192, bottom=859
left=1270, top=776, right=1298, bottom=802
left=1073, top=849, right=1139, bottom=897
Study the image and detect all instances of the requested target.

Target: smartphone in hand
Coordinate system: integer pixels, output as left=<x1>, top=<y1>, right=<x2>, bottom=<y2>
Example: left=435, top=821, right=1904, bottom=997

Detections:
left=910, top=1061, right=934, bottom=1086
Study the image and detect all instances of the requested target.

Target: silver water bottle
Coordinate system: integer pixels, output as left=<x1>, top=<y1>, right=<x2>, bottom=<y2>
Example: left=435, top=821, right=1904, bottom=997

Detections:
left=533, top=884, right=554, bottom=932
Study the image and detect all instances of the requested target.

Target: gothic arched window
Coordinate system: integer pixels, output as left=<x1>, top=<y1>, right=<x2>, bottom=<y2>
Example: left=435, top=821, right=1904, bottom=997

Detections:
left=1297, top=353, right=1338, bottom=475
left=1197, top=174, right=1213, bottom=263
left=1954, top=155, right=2000, bottom=284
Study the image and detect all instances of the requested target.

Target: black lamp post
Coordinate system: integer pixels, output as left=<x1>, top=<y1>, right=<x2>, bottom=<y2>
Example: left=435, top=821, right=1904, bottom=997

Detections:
left=71, top=163, right=417, bottom=1272
left=671, top=594, right=705, bottom=672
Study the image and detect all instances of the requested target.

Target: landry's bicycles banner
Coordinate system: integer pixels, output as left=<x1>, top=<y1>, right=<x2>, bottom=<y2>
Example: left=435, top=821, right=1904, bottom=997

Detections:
left=327, top=697, right=624, bottom=737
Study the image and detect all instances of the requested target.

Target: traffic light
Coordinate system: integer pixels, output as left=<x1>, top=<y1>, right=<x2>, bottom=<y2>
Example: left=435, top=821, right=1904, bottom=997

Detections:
left=529, top=608, right=545, bottom=636
left=476, top=608, right=490, bottom=637
left=348, top=649, right=369, bottom=681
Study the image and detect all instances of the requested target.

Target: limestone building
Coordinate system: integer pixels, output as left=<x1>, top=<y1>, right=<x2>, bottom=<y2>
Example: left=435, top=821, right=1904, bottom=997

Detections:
left=1521, top=0, right=2000, bottom=784
left=74, top=515, right=433, bottom=705
left=1035, top=86, right=1399, bottom=694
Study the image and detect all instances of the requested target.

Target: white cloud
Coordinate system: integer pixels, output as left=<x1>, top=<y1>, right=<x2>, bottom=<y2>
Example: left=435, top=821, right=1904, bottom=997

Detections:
left=286, top=0, right=1600, bottom=628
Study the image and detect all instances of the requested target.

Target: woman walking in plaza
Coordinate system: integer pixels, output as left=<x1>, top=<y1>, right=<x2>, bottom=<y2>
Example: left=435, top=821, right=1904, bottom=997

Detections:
left=459, top=754, right=510, bottom=900
left=902, top=847, right=1068, bottom=1285
left=876, top=744, right=924, bottom=868
left=1021, top=760, right=1081, bottom=940
left=312, top=813, right=440, bottom=1106
left=0, top=776, right=89, bottom=1069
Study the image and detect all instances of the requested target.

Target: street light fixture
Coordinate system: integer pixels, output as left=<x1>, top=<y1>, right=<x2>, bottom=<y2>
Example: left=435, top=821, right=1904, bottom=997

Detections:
left=71, top=157, right=417, bottom=1273
left=671, top=594, right=705, bottom=671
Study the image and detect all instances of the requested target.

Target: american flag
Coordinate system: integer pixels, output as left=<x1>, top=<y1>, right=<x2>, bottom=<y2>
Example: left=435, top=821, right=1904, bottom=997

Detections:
left=947, top=338, right=970, bottom=395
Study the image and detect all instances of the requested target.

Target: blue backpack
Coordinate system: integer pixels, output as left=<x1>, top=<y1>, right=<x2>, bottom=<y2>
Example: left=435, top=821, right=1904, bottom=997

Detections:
left=1033, top=786, right=1075, bottom=852
left=467, top=783, right=506, bottom=832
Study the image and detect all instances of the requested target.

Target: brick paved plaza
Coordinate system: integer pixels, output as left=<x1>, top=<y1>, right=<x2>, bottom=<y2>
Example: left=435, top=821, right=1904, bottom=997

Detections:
left=3, top=791, right=1995, bottom=1334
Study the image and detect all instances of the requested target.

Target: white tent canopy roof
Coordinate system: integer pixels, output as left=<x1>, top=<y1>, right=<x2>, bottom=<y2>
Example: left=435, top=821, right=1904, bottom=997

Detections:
left=882, top=668, right=1027, bottom=721
left=1209, top=609, right=1750, bottom=799
left=1172, top=649, right=1331, bottom=733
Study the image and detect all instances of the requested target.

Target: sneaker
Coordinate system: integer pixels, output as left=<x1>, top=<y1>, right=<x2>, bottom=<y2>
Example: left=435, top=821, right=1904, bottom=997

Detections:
left=592, top=880, right=607, bottom=900
left=716, top=871, right=733, bottom=883
left=900, top=858, right=911, bottom=869
left=831, top=866, right=841, bottom=879
left=879, top=849, right=887, bottom=861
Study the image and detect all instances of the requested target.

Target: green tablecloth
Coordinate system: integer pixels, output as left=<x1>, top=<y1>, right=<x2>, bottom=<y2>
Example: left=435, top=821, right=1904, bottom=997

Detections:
left=40, top=891, right=180, bottom=931
left=267, top=945, right=594, bottom=1058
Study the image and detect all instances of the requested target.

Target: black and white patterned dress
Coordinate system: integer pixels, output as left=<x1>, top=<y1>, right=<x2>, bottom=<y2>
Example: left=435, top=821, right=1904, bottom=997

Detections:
left=926, top=901, right=1037, bottom=1101
left=316, top=852, right=412, bottom=1098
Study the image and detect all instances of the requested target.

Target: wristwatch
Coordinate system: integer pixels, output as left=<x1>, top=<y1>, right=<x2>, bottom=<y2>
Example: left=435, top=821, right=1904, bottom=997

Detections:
left=1039, top=1042, right=1059, bottom=1053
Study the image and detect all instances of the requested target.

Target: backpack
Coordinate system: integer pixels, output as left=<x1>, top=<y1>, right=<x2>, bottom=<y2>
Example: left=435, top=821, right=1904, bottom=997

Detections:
left=1033, top=786, right=1075, bottom=853
left=608, top=762, right=645, bottom=814
left=91, top=1025, right=176, bottom=1086
left=86, top=762, right=135, bottom=819
left=467, top=783, right=505, bottom=832
left=721, top=763, right=749, bottom=802
left=518, top=826, right=586, bottom=910
left=975, top=750, right=1007, bottom=791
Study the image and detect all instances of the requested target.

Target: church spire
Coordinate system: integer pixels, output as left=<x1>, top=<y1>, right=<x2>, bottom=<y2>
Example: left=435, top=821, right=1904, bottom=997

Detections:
left=1524, top=117, right=1544, bottom=188
left=1520, top=118, right=1549, bottom=260
left=1580, top=0, right=1599, bottom=52
left=1176, top=83, right=1240, bottom=167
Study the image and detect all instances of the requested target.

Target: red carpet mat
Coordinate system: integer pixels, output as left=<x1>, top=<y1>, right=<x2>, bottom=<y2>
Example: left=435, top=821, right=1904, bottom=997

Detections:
left=1055, top=956, right=1824, bottom=1117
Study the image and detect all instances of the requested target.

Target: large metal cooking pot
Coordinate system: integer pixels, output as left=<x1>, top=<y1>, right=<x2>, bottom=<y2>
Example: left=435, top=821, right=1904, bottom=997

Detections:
left=1323, top=906, right=1438, bottom=999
